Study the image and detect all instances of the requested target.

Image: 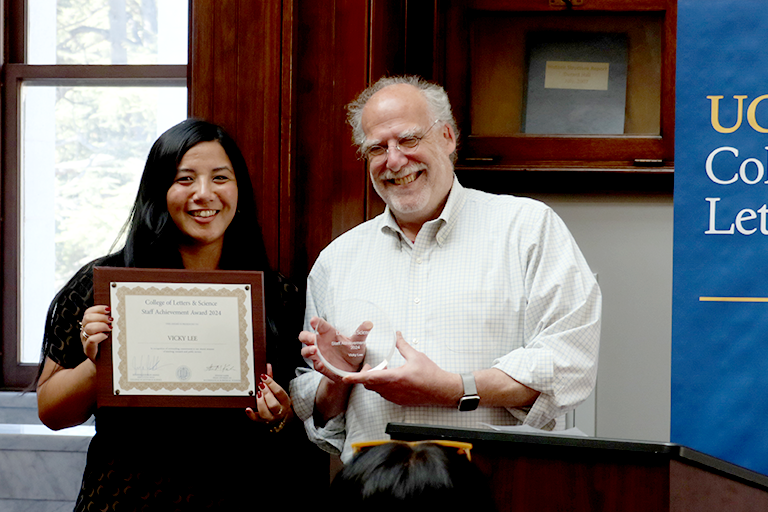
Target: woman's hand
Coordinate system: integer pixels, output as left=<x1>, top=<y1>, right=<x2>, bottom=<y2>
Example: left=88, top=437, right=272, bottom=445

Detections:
left=245, top=363, right=293, bottom=428
left=80, top=305, right=113, bottom=363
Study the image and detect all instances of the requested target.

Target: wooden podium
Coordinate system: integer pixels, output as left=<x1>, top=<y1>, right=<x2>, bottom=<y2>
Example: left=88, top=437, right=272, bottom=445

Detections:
left=387, top=423, right=768, bottom=512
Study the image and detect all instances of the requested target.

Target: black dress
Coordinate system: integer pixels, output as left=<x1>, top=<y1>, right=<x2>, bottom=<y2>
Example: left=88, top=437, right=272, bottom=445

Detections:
left=42, top=253, right=306, bottom=511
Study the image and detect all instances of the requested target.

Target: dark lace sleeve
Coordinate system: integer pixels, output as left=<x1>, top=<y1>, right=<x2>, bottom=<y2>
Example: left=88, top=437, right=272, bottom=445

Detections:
left=41, top=262, right=97, bottom=370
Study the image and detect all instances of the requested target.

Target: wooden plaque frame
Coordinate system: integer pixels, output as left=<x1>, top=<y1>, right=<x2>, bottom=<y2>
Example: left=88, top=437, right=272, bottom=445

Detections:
left=93, top=267, right=266, bottom=409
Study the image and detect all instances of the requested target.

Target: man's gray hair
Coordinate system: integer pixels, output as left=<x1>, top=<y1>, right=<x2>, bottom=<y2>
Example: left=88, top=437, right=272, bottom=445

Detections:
left=346, top=75, right=460, bottom=157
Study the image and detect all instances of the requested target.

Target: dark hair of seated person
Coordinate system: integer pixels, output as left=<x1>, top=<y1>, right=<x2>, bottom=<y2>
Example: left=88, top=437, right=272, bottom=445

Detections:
left=329, top=442, right=497, bottom=511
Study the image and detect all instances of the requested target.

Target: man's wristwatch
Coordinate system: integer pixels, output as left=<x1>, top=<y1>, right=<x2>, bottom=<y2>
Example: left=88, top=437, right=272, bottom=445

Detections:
left=458, top=372, right=480, bottom=411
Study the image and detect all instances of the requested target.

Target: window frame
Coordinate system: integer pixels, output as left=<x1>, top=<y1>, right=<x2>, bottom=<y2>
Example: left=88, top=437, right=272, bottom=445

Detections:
left=1, top=1, right=188, bottom=390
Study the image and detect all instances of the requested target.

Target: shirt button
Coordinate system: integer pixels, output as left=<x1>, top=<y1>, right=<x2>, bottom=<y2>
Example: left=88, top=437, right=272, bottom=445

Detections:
left=416, top=257, right=423, bottom=264
left=412, top=338, right=419, bottom=345
left=414, top=297, right=420, bottom=304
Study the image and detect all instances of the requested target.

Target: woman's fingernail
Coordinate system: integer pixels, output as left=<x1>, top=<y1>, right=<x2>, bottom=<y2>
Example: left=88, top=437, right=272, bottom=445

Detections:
left=105, top=307, right=111, bottom=312
left=259, top=382, right=266, bottom=390
left=260, top=374, right=268, bottom=381
left=108, top=317, right=114, bottom=322
left=257, top=391, right=262, bottom=399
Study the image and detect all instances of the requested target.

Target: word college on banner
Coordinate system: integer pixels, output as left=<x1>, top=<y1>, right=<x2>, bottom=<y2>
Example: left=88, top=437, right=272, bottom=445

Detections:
left=673, top=0, right=768, bottom=476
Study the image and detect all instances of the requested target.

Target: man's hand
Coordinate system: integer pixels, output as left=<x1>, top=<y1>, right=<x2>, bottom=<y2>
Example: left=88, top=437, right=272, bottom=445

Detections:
left=299, top=316, right=370, bottom=381
left=341, top=331, right=463, bottom=407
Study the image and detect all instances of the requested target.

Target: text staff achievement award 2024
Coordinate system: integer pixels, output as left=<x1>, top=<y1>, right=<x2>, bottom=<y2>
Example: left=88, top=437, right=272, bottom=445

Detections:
left=93, top=267, right=266, bottom=409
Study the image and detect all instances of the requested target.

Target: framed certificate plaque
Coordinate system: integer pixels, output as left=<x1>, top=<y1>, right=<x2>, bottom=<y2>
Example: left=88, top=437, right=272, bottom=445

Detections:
left=93, top=267, right=266, bottom=409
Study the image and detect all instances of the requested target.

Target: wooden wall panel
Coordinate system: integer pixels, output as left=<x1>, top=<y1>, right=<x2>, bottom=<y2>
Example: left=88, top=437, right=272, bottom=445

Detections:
left=189, top=1, right=215, bottom=117
left=189, top=0, right=283, bottom=272
left=279, top=0, right=298, bottom=277
left=239, top=0, right=282, bottom=277
left=364, top=0, right=405, bottom=221
left=292, top=0, right=369, bottom=276
left=365, top=0, right=437, bottom=220
left=369, top=0, right=406, bottom=79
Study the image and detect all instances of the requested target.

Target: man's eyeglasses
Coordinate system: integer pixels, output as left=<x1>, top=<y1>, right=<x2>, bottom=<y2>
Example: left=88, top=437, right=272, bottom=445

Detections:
left=350, top=439, right=473, bottom=461
left=362, top=119, right=440, bottom=161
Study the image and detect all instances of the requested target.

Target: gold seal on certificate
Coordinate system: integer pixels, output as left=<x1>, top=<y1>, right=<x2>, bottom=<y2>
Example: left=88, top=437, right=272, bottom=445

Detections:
left=93, top=268, right=266, bottom=409
left=314, top=299, right=396, bottom=377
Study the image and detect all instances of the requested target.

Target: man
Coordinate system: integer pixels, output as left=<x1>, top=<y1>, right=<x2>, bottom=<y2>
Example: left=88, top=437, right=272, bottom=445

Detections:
left=290, top=75, right=601, bottom=462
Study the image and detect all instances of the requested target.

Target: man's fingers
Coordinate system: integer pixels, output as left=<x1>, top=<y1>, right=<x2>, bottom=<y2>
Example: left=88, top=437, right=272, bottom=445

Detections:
left=350, top=320, right=373, bottom=342
left=342, top=364, right=387, bottom=386
left=342, top=372, right=365, bottom=385
left=313, top=317, right=336, bottom=336
left=298, top=330, right=316, bottom=346
left=394, top=331, right=418, bottom=358
left=300, top=345, right=315, bottom=360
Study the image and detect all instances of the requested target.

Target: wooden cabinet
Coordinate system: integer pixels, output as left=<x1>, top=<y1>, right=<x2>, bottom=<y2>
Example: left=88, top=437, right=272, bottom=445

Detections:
left=430, top=0, right=677, bottom=175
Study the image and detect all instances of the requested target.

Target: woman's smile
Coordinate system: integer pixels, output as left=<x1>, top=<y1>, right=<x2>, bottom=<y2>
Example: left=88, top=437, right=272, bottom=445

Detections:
left=188, top=209, right=219, bottom=219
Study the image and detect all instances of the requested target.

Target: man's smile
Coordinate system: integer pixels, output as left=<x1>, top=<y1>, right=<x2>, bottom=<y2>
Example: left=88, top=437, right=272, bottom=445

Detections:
left=391, top=172, right=421, bottom=186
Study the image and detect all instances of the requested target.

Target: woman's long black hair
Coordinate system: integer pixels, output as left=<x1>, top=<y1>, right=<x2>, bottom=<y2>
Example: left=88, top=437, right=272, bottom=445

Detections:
left=120, top=119, right=270, bottom=271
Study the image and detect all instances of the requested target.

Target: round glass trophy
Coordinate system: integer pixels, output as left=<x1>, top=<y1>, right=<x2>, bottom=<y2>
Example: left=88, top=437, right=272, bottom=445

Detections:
left=314, top=299, right=396, bottom=378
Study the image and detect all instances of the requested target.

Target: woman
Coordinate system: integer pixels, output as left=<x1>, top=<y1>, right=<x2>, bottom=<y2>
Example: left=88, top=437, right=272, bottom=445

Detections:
left=36, top=119, right=302, bottom=510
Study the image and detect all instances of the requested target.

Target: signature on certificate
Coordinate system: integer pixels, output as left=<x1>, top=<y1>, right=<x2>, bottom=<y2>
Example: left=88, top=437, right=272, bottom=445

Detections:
left=205, top=363, right=236, bottom=372
left=130, top=355, right=169, bottom=379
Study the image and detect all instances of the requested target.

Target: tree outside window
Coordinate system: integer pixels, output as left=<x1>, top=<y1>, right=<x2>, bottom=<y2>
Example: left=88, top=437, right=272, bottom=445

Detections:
left=3, top=0, right=188, bottom=387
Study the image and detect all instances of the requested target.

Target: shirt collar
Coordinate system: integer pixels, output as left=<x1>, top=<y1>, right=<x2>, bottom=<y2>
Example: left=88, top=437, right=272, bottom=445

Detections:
left=379, top=175, right=466, bottom=247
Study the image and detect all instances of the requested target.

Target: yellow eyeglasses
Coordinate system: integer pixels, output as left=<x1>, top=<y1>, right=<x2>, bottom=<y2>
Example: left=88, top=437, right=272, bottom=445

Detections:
left=350, top=439, right=473, bottom=461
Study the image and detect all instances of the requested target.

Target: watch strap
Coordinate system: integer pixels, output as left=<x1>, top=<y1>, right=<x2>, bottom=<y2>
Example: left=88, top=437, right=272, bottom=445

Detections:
left=458, top=372, right=480, bottom=411
left=461, top=372, right=478, bottom=396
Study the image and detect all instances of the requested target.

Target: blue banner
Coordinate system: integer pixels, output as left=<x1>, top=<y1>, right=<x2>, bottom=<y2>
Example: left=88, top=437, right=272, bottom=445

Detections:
left=673, top=0, right=768, bottom=475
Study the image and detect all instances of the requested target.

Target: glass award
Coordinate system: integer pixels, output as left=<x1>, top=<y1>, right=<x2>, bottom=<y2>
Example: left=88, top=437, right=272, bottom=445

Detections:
left=314, top=299, right=396, bottom=378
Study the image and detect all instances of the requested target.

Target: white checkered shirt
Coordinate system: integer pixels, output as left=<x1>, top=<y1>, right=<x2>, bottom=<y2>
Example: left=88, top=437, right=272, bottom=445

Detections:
left=290, top=177, right=601, bottom=462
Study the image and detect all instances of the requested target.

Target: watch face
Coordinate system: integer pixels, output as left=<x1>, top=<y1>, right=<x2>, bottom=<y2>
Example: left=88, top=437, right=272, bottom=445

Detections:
left=458, top=395, right=480, bottom=412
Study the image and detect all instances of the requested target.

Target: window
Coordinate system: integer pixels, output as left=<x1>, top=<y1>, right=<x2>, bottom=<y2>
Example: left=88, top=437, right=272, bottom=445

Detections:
left=2, top=0, right=188, bottom=389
